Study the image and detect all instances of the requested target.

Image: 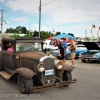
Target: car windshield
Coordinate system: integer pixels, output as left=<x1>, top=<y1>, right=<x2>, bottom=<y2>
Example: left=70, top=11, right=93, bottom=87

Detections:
left=16, top=42, right=42, bottom=52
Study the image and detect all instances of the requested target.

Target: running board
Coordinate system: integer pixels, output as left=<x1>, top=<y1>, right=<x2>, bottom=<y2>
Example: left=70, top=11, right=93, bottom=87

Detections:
left=0, top=71, right=11, bottom=79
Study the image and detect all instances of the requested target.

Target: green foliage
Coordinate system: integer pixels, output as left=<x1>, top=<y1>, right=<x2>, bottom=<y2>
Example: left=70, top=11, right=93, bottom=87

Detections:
left=4, top=26, right=75, bottom=39
left=21, top=27, right=27, bottom=34
left=55, top=31, right=61, bottom=36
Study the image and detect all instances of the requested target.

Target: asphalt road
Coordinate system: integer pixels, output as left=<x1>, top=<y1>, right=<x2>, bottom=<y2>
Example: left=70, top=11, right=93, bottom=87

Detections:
left=0, top=59, right=100, bottom=100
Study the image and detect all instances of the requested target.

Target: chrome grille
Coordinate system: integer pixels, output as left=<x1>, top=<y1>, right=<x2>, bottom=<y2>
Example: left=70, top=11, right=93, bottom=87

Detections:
left=81, top=53, right=94, bottom=57
left=43, top=58, right=55, bottom=70
left=41, top=58, right=55, bottom=83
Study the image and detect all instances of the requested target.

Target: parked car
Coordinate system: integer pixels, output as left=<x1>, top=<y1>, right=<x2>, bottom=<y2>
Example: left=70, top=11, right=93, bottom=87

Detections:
left=79, top=42, right=100, bottom=63
left=0, top=37, right=76, bottom=94
left=52, top=44, right=87, bottom=60
left=43, top=40, right=58, bottom=51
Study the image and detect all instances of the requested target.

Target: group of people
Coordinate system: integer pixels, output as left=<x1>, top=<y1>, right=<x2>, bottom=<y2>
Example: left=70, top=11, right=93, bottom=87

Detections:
left=54, top=38, right=76, bottom=68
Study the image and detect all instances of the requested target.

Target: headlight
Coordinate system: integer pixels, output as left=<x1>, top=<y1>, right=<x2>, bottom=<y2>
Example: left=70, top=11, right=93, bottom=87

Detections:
left=93, top=54, right=96, bottom=57
left=56, top=62, right=63, bottom=70
left=37, top=63, right=45, bottom=72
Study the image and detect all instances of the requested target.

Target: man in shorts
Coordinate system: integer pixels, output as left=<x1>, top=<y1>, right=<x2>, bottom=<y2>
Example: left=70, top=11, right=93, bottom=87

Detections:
left=61, top=38, right=68, bottom=63
left=58, top=40, right=66, bottom=63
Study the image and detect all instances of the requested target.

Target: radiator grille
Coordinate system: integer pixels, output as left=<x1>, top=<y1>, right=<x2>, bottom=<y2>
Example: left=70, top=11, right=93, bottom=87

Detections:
left=43, top=58, right=55, bottom=70
left=41, top=58, right=55, bottom=82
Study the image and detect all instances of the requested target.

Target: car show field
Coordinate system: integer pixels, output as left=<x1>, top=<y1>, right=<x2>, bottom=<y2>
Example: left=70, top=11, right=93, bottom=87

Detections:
left=0, top=37, right=100, bottom=100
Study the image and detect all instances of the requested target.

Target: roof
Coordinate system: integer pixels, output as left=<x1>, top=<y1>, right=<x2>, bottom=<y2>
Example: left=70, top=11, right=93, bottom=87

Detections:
left=2, top=37, right=43, bottom=42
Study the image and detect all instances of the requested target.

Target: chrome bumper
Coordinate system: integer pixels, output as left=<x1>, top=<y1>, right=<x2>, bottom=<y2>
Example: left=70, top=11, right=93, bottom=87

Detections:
left=30, top=79, right=76, bottom=92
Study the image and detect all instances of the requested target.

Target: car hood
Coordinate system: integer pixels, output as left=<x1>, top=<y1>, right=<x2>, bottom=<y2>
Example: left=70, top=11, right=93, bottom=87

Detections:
left=17, top=51, right=45, bottom=60
left=82, top=42, right=100, bottom=50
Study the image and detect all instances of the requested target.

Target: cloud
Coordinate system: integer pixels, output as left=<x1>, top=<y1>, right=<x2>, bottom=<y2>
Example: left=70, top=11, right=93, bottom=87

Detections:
left=3, top=0, right=100, bottom=23
left=0, top=0, right=5, bottom=3
left=1, top=0, right=100, bottom=38
left=4, top=0, right=40, bottom=13
left=11, top=17, right=30, bottom=23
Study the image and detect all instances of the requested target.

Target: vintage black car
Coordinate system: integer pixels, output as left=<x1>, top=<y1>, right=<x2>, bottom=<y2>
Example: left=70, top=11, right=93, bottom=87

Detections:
left=0, top=37, right=76, bottom=94
left=79, top=42, right=100, bottom=63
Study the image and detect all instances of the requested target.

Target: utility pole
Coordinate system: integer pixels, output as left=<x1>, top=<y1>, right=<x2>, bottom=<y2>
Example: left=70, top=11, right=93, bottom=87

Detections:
left=0, top=9, right=6, bottom=36
left=39, top=0, right=41, bottom=38
left=85, top=29, right=87, bottom=40
left=29, top=25, right=30, bottom=37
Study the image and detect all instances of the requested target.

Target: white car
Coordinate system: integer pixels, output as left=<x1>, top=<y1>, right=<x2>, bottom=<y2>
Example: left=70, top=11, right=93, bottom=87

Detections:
left=43, top=40, right=58, bottom=51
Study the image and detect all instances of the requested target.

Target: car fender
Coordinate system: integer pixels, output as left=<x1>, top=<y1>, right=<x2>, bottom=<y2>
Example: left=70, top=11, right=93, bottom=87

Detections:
left=96, top=52, right=100, bottom=58
left=15, top=68, right=35, bottom=79
left=66, top=49, right=70, bottom=55
left=62, top=63, right=73, bottom=72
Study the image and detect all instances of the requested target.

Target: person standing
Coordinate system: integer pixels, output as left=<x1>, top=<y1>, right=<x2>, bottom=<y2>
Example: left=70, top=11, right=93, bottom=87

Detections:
left=68, top=38, right=76, bottom=68
left=61, top=38, right=68, bottom=63
left=58, top=40, right=66, bottom=63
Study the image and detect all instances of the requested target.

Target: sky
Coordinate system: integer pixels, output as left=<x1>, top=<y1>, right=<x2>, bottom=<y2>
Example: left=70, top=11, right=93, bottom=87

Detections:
left=0, top=0, right=100, bottom=37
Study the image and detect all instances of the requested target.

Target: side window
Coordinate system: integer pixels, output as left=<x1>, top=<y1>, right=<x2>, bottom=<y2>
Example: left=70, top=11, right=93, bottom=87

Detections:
left=3, top=42, right=14, bottom=52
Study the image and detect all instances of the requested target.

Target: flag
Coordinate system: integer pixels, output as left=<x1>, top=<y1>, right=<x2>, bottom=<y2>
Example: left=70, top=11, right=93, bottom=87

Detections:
left=99, top=26, right=100, bottom=30
left=92, top=24, right=96, bottom=28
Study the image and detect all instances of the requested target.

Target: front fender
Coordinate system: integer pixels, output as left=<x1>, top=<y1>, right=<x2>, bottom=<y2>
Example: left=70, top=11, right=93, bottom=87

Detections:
left=62, top=63, right=73, bottom=72
left=15, top=68, right=35, bottom=79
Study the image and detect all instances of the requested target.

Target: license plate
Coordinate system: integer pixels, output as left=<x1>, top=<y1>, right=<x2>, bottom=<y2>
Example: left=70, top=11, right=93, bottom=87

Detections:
left=85, top=58, right=88, bottom=61
left=45, top=69, right=54, bottom=76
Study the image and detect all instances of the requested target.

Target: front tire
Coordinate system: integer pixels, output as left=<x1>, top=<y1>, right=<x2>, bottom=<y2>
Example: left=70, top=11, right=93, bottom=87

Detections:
left=81, top=59, right=86, bottom=62
left=98, top=58, right=100, bottom=63
left=63, top=71, right=72, bottom=86
left=18, top=74, right=33, bottom=94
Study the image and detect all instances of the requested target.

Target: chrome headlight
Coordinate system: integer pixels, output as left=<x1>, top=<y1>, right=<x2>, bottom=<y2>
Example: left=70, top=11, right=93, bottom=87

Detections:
left=56, top=62, right=63, bottom=70
left=93, top=54, right=96, bottom=57
left=37, top=63, right=45, bottom=72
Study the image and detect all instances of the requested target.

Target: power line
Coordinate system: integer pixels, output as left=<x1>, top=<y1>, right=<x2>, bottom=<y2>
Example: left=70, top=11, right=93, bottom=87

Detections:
left=6, top=0, right=88, bottom=25
left=43, top=0, right=79, bottom=14
left=42, top=0, right=56, bottom=6
left=10, top=0, right=56, bottom=20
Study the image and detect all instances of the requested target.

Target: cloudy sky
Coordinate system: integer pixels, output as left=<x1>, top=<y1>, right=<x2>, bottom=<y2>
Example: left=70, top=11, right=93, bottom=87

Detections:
left=0, top=0, right=100, bottom=37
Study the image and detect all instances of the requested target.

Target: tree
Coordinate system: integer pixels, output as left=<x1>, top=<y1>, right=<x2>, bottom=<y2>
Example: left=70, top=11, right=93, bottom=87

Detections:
left=21, top=27, right=27, bottom=34
left=16, top=26, right=22, bottom=33
left=40, top=31, right=49, bottom=39
left=55, top=31, right=61, bottom=36
left=33, top=31, right=39, bottom=37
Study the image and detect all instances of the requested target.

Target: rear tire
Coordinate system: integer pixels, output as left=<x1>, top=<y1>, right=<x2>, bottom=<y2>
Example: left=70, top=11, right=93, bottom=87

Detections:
left=18, top=74, right=33, bottom=94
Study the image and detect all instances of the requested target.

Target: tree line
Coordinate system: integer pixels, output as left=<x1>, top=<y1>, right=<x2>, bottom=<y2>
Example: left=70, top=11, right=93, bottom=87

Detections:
left=3, top=26, right=61, bottom=39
